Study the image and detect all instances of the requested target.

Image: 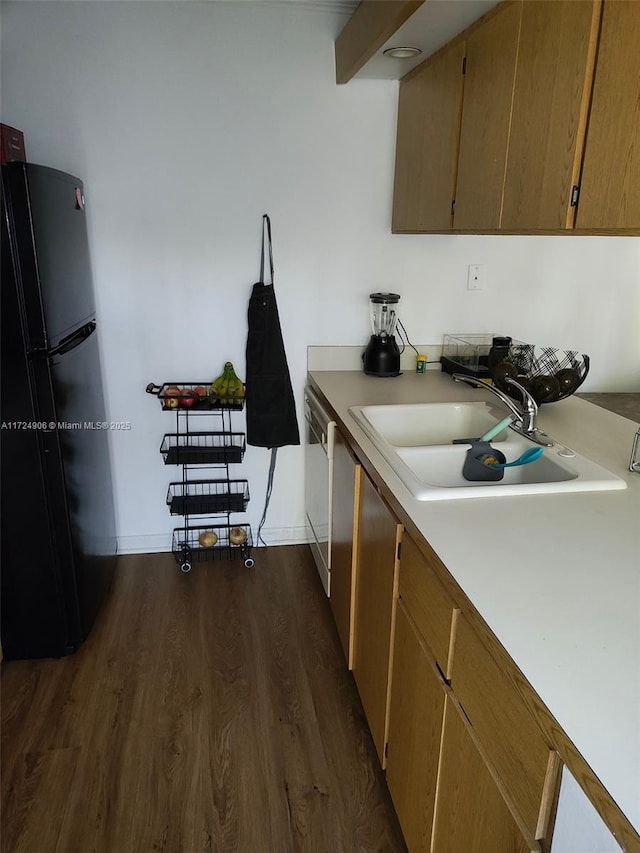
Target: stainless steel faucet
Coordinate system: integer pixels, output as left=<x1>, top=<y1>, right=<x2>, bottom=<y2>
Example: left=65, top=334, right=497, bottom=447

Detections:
left=452, top=373, right=554, bottom=447
left=629, top=428, right=640, bottom=473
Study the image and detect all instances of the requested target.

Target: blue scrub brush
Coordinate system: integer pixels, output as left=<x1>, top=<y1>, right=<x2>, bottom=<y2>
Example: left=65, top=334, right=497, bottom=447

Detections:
left=481, top=446, right=544, bottom=468
left=479, top=415, right=516, bottom=443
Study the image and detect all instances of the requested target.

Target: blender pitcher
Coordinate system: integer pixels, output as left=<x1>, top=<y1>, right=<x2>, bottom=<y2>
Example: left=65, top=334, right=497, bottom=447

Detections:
left=363, top=292, right=401, bottom=377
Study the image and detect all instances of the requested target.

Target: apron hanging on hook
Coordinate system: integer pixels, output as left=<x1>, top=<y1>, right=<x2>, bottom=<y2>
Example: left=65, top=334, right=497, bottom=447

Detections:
left=245, top=215, right=300, bottom=545
left=245, top=214, right=299, bottom=449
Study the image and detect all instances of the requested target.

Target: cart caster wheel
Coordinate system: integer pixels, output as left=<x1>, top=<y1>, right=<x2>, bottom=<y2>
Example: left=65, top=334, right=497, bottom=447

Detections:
left=244, top=557, right=255, bottom=568
left=180, top=561, right=192, bottom=573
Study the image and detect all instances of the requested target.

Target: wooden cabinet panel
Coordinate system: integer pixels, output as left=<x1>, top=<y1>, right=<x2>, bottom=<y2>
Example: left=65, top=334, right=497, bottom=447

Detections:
left=329, top=429, right=361, bottom=667
left=352, top=473, right=402, bottom=765
left=432, top=697, right=534, bottom=853
left=452, top=616, right=553, bottom=841
left=392, top=40, right=466, bottom=233
left=454, top=0, right=522, bottom=230
left=501, top=0, right=601, bottom=230
left=576, top=1, right=640, bottom=231
left=386, top=601, right=446, bottom=853
left=398, top=534, right=458, bottom=677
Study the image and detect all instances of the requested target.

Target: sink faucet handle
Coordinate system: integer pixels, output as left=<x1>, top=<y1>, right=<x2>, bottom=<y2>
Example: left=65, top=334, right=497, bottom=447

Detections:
left=503, top=377, right=538, bottom=434
left=504, top=377, right=538, bottom=420
left=451, top=371, right=553, bottom=447
left=630, top=428, right=640, bottom=473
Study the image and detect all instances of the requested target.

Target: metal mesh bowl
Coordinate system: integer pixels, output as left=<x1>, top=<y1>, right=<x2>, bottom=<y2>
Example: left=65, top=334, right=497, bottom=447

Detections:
left=490, top=344, right=590, bottom=405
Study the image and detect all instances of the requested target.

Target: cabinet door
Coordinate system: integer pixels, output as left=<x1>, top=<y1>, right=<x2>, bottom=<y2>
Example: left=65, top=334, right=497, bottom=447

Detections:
left=397, top=533, right=458, bottom=678
left=329, top=429, right=361, bottom=667
left=433, top=697, right=534, bottom=853
left=576, top=1, right=640, bottom=231
left=454, top=1, right=522, bottom=230
left=501, top=1, right=601, bottom=230
left=392, top=39, right=466, bottom=232
left=452, top=616, right=555, bottom=844
left=386, top=601, right=446, bottom=853
left=352, top=473, right=402, bottom=765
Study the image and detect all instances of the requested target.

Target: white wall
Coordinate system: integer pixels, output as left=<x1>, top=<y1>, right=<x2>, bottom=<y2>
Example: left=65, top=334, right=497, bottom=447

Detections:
left=2, top=1, right=639, bottom=553
left=551, top=767, right=621, bottom=853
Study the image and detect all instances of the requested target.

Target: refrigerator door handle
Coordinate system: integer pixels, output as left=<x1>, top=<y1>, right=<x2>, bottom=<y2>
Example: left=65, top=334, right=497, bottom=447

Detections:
left=46, top=320, right=96, bottom=358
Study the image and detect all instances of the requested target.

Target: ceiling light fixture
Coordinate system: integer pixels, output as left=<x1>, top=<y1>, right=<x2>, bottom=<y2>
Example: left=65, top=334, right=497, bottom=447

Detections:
left=383, top=46, right=422, bottom=60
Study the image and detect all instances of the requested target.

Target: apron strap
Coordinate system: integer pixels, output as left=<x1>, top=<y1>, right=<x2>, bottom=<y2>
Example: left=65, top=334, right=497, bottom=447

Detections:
left=259, top=214, right=274, bottom=286
left=256, top=446, right=278, bottom=545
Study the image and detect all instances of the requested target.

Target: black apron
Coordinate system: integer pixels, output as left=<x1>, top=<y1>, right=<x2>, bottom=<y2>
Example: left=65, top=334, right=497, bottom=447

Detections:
left=245, top=215, right=300, bottom=449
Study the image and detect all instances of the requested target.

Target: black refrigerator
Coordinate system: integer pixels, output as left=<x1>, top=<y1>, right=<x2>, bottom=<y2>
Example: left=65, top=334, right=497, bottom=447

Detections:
left=1, top=162, right=117, bottom=660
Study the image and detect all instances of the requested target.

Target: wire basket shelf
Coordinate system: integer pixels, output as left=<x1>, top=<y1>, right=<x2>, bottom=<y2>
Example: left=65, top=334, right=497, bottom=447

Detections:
left=160, top=432, right=246, bottom=465
left=166, top=479, right=249, bottom=516
left=146, top=382, right=245, bottom=411
left=172, top=523, right=253, bottom=564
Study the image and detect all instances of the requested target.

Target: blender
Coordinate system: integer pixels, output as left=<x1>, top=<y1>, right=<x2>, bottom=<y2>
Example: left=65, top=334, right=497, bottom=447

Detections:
left=363, top=292, right=401, bottom=377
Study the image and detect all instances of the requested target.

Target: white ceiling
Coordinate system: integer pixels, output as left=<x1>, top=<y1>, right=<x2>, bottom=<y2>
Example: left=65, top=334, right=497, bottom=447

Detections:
left=356, top=0, right=500, bottom=79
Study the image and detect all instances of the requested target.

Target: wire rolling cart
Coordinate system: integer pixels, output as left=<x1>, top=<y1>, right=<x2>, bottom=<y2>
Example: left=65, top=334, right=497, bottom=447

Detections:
left=146, top=382, right=255, bottom=572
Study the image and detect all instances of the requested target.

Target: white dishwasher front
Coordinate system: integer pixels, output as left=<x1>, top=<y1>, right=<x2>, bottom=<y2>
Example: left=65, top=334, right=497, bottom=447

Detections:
left=304, top=386, right=335, bottom=596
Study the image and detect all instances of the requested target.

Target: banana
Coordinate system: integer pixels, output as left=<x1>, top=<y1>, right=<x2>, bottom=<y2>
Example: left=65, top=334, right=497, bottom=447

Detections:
left=210, top=361, right=245, bottom=405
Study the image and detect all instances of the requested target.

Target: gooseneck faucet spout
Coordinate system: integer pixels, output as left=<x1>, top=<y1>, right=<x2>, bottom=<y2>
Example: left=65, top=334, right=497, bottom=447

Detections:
left=452, top=373, right=554, bottom=447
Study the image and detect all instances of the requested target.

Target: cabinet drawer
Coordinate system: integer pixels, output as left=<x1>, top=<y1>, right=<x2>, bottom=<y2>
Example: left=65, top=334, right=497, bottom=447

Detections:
left=398, top=534, right=458, bottom=676
left=452, top=616, right=553, bottom=838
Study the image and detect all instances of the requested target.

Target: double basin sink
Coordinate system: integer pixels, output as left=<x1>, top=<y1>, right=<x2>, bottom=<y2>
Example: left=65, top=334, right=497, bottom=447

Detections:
left=349, top=402, right=626, bottom=501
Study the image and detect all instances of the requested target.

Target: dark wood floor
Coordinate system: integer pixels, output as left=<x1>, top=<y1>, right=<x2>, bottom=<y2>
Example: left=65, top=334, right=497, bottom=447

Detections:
left=1, top=546, right=406, bottom=853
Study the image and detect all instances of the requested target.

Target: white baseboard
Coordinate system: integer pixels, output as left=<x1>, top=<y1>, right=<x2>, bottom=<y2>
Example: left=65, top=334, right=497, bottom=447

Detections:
left=116, top=526, right=312, bottom=556
left=117, top=533, right=170, bottom=555
left=253, top=525, right=312, bottom=546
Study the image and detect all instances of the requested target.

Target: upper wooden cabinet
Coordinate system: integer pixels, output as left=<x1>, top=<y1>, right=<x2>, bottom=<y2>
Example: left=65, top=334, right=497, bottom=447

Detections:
left=575, top=1, right=640, bottom=231
left=392, top=38, right=465, bottom=232
left=392, top=0, right=640, bottom=235
left=501, top=0, right=601, bottom=230
left=454, top=1, right=521, bottom=230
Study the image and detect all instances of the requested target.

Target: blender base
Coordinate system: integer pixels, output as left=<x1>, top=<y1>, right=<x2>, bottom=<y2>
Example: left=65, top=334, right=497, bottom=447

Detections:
left=362, top=335, right=401, bottom=377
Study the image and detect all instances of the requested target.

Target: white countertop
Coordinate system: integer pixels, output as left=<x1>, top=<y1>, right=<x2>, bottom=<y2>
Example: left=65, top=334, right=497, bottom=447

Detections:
left=309, top=368, right=640, bottom=835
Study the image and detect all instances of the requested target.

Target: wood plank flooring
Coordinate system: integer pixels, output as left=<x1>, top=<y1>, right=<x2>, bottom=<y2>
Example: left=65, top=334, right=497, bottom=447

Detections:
left=1, top=546, right=407, bottom=853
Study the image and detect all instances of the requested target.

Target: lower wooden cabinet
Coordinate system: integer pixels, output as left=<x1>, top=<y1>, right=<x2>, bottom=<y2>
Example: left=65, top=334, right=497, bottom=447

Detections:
left=386, top=607, right=541, bottom=852
left=329, top=433, right=637, bottom=852
left=432, top=696, right=534, bottom=853
left=397, top=533, right=459, bottom=677
left=386, top=535, right=557, bottom=853
left=386, top=600, right=445, bottom=853
left=352, top=472, right=402, bottom=765
left=451, top=616, right=555, bottom=841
